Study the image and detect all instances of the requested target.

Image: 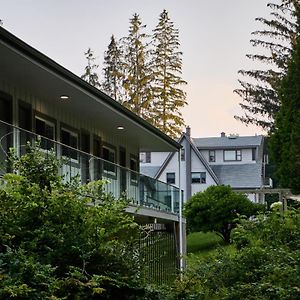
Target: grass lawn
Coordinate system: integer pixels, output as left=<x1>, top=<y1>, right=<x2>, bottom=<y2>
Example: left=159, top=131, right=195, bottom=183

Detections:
left=187, top=231, right=223, bottom=253
left=186, top=231, right=235, bottom=262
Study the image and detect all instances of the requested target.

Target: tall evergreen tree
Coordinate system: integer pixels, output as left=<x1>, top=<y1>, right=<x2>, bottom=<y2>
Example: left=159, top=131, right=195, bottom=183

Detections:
left=269, top=3, right=300, bottom=194
left=235, top=0, right=298, bottom=131
left=102, top=35, right=124, bottom=102
left=81, top=48, right=100, bottom=88
left=0, top=19, right=3, bottom=26
left=152, top=10, right=187, bottom=138
left=121, top=14, right=153, bottom=120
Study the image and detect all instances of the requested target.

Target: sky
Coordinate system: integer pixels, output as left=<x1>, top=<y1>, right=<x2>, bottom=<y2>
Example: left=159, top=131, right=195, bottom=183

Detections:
left=1, top=0, right=273, bottom=137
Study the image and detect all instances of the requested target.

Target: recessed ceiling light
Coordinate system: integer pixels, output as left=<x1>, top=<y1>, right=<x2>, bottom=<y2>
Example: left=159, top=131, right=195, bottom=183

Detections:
left=60, top=95, right=69, bottom=100
left=117, top=126, right=124, bottom=130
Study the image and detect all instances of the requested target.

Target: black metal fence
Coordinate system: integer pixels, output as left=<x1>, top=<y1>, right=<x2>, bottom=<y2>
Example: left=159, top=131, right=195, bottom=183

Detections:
left=139, top=223, right=178, bottom=285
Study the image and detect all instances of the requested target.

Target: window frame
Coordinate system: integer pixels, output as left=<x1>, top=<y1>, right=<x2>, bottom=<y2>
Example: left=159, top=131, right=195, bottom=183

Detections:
left=166, top=172, right=176, bottom=185
left=102, top=142, right=117, bottom=178
left=130, top=154, right=139, bottom=185
left=60, top=125, right=79, bottom=162
left=252, top=148, right=256, bottom=161
left=140, top=151, right=151, bottom=163
left=223, top=149, right=242, bottom=162
left=209, top=150, right=215, bottom=162
left=181, top=148, right=185, bottom=161
left=34, top=112, right=56, bottom=151
left=191, top=172, right=206, bottom=184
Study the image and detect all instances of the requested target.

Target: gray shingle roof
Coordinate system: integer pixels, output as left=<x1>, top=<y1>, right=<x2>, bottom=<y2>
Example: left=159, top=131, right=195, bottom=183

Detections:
left=140, top=166, right=161, bottom=178
left=211, top=163, right=263, bottom=188
left=193, top=135, right=263, bottom=149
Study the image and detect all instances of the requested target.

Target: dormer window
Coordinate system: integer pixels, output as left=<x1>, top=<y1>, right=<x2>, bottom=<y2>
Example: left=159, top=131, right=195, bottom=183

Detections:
left=224, top=150, right=242, bottom=161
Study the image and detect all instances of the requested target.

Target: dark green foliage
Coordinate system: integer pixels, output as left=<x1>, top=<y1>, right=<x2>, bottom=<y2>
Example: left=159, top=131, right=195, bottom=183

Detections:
left=172, top=209, right=300, bottom=300
left=184, top=185, right=263, bottom=243
left=0, top=145, right=160, bottom=299
left=235, top=0, right=298, bottom=130
left=269, top=4, right=300, bottom=194
left=102, top=35, right=124, bottom=103
left=81, top=48, right=101, bottom=88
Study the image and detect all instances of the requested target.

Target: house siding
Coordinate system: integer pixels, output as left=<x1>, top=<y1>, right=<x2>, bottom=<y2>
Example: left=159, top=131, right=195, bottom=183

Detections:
left=0, top=80, right=139, bottom=168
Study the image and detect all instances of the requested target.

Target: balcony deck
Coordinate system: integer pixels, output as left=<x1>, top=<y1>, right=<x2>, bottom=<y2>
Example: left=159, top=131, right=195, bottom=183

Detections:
left=0, top=120, right=180, bottom=217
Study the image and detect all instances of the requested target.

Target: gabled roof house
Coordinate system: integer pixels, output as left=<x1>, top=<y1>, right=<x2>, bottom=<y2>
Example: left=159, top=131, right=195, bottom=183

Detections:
left=141, top=128, right=271, bottom=203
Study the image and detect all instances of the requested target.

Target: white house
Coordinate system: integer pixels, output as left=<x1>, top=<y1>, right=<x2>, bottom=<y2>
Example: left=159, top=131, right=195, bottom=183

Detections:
left=141, top=127, right=271, bottom=203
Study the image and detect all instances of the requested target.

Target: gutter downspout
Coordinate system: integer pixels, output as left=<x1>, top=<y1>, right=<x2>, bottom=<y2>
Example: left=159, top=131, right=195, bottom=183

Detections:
left=178, top=148, right=183, bottom=275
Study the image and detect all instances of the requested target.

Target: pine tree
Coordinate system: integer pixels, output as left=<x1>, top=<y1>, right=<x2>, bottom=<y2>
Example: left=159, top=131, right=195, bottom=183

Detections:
left=102, top=35, right=124, bottom=102
left=121, top=14, right=153, bottom=120
left=81, top=48, right=100, bottom=88
left=0, top=19, right=3, bottom=26
left=151, top=10, right=187, bottom=138
left=269, top=3, right=300, bottom=194
left=235, top=0, right=298, bottom=131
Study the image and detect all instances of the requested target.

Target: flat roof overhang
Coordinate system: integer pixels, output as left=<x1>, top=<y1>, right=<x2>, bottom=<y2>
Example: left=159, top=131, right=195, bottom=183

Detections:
left=0, top=27, right=180, bottom=152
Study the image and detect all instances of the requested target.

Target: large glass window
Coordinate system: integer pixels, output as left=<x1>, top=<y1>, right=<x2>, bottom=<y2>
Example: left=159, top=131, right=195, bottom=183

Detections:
left=61, top=127, right=78, bottom=160
left=102, top=144, right=116, bottom=176
left=35, top=116, right=55, bottom=150
left=224, top=150, right=242, bottom=161
left=166, top=172, right=176, bottom=184
left=191, top=172, right=206, bottom=184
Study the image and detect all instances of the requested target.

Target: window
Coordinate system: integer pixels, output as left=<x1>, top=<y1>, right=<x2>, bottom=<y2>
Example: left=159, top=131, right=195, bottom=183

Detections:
left=35, top=116, right=55, bottom=150
left=140, top=151, right=151, bottom=163
left=61, top=127, right=78, bottom=160
left=0, top=91, right=12, bottom=123
left=19, top=101, right=32, bottom=155
left=209, top=150, right=215, bottom=162
left=181, top=148, right=185, bottom=161
left=102, top=144, right=116, bottom=176
left=130, top=155, right=138, bottom=184
left=191, top=172, right=206, bottom=184
left=166, top=172, right=175, bottom=184
left=224, top=150, right=242, bottom=161
left=252, top=148, right=256, bottom=161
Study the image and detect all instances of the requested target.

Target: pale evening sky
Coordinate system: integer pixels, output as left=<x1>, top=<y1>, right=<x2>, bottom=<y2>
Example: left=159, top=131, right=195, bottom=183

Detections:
left=1, top=0, right=273, bottom=137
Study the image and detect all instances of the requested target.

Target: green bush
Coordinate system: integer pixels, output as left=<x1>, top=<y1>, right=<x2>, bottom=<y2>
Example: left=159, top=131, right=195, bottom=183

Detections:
left=172, top=209, right=300, bottom=300
left=0, top=145, right=160, bottom=299
left=184, top=185, right=264, bottom=243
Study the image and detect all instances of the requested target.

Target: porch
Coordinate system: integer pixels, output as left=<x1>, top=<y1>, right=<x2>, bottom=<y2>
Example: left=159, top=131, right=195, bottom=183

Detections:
left=0, top=119, right=180, bottom=216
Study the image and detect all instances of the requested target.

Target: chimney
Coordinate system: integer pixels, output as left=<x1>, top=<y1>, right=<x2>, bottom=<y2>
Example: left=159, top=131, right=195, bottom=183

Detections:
left=186, top=126, right=191, bottom=138
left=221, top=132, right=226, bottom=137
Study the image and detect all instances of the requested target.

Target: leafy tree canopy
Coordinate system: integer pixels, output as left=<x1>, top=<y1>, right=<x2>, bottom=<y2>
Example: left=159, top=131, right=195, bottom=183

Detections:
left=269, top=3, right=300, bottom=194
left=235, top=0, right=298, bottom=131
left=184, top=185, right=264, bottom=243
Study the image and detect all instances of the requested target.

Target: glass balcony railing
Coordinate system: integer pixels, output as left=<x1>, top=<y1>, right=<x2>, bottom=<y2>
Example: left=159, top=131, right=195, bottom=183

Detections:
left=0, top=120, right=180, bottom=214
